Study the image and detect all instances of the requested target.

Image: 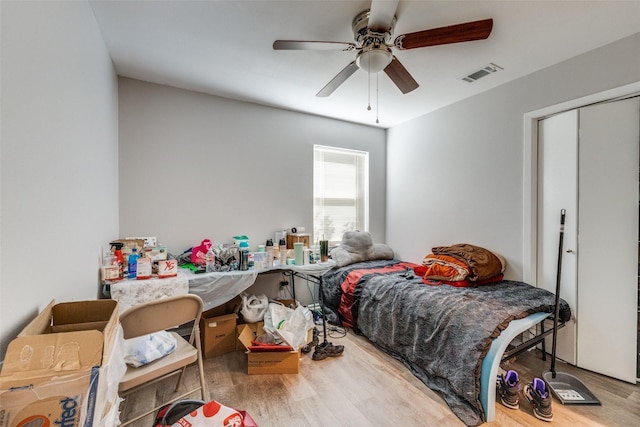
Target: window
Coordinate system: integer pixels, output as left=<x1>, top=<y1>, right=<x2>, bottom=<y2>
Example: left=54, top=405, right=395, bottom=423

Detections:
left=313, top=145, right=369, bottom=244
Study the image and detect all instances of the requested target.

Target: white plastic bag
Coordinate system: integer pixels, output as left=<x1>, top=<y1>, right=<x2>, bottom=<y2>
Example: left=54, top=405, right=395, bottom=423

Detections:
left=124, top=330, right=177, bottom=367
left=240, top=293, right=268, bottom=323
left=264, top=301, right=314, bottom=350
left=169, top=400, right=247, bottom=427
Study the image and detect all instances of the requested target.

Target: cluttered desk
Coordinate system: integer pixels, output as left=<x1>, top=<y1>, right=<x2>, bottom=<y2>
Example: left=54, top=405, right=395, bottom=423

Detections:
left=105, top=235, right=334, bottom=312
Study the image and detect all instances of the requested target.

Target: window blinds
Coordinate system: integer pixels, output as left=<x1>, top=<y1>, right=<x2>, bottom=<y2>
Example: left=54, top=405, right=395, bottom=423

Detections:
left=313, top=145, right=369, bottom=244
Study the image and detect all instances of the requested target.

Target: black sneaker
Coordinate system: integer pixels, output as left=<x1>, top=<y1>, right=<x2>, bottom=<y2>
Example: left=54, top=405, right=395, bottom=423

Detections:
left=301, top=328, right=320, bottom=353
left=497, top=370, right=521, bottom=409
left=524, top=377, right=553, bottom=422
left=311, top=342, right=344, bottom=360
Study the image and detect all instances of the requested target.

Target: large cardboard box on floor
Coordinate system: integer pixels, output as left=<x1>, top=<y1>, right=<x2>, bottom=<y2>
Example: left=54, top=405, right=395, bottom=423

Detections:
left=0, top=299, right=123, bottom=427
left=200, top=296, right=241, bottom=358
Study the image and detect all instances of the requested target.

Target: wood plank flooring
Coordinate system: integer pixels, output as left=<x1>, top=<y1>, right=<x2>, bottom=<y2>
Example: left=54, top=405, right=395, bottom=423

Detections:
left=119, top=328, right=639, bottom=427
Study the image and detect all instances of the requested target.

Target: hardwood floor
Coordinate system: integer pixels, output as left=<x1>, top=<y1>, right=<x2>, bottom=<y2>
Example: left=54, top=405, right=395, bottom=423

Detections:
left=120, top=328, right=640, bottom=427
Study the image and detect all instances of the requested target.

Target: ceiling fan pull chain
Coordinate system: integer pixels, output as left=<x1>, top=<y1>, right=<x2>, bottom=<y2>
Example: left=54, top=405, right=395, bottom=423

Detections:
left=367, top=55, right=372, bottom=111
left=376, top=72, right=380, bottom=124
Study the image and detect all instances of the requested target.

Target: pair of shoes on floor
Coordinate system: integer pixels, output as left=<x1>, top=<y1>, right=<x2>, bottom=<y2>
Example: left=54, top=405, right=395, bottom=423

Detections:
left=497, top=370, right=553, bottom=422
left=311, top=342, right=344, bottom=361
left=301, top=328, right=320, bottom=353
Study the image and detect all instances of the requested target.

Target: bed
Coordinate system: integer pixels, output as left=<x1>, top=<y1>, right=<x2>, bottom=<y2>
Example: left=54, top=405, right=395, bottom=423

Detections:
left=320, top=258, right=570, bottom=426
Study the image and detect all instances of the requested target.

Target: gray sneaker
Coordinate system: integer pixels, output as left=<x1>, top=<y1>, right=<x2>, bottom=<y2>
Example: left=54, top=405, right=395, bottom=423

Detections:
left=524, top=378, right=553, bottom=422
left=311, top=342, right=344, bottom=360
left=497, top=370, right=521, bottom=409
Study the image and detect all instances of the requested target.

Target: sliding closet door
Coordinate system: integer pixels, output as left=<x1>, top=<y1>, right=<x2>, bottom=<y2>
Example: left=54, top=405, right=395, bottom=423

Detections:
left=577, top=98, right=639, bottom=383
left=537, top=110, right=579, bottom=365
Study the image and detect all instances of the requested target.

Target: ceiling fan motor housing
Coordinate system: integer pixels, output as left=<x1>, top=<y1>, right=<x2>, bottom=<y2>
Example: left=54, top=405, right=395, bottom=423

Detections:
left=352, top=9, right=395, bottom=73
left=352, top=9, right=395, bottom=45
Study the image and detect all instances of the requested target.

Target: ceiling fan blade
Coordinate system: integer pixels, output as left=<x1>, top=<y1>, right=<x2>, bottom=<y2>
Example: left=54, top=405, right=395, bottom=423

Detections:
left=368, top=0, right=399, bottom=31
left=394, top=18, right=493, bottom=50
left=384, top=57, right=419, bottom=94
left=316, top=61, right=359, bottom=97
left=273, top=40, right=356, bottom=51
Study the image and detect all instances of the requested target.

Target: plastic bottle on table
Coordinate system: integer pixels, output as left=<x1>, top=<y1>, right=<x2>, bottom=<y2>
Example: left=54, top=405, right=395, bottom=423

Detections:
left=266, top=239, right=274, bottom=268
left=279, top=239, right=287, bottom=266
left=110, top=242, right=125, bottom=279
left=239, top=241, right=249, bottom=271
left=127, top=247, right=139, bottom=279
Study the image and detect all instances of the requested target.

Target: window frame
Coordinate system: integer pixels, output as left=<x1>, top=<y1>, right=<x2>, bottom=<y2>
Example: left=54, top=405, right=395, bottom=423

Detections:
left=313, top=144, right=369, bottom=246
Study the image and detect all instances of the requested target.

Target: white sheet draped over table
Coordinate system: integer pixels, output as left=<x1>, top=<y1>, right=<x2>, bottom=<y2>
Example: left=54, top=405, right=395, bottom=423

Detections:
left=110, top=272, right=189, bottom=313
left=110, top=262, right=336, bottom=313
left=184, top=269, right=259, bottom=311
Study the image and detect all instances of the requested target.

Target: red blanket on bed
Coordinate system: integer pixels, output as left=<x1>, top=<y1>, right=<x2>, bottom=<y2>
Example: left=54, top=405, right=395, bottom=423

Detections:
left=339, top=262, right=419, bottom=327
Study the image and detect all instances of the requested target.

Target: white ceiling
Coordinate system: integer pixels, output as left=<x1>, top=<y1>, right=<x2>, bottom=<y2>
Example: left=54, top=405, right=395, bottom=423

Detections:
left=89, top=0, right=640, bottom=129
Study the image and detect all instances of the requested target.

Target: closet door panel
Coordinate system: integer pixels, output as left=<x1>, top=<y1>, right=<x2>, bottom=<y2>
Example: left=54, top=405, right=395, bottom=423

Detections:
left=537, top=110, right=579, bottom=364
left=577, top=98, right=639, bottom=383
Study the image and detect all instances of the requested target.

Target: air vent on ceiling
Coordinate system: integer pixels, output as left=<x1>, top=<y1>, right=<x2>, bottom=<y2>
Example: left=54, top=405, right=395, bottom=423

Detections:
left=460, top=63, right=503, bottom=83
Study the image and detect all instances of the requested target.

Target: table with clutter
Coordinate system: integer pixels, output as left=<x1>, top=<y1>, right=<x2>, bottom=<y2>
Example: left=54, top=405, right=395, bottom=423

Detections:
left=105, top=234, right=335, bottom=312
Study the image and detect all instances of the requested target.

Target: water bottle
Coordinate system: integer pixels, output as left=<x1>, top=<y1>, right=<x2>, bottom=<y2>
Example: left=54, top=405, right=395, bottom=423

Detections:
left=279, top=239, right=287, bottom=266
left=239, top=241, right=249, bottom=271
left=127, top=247, right=139, bottom=279
left=266, top=239, right=274, bottom=268
left=205, top=247, right=216, bottom=273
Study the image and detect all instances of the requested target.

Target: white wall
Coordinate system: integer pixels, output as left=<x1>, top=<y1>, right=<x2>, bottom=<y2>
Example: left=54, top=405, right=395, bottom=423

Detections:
left=118, top=78, right=386, bottom=303
left=387, top=33, right=640, bottom=279
left=0, top=1, right=119, bottom=360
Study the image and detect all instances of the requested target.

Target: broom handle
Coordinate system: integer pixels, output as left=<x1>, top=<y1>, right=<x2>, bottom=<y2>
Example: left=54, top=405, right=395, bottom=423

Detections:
left=550, top=209, right=566, bottom=376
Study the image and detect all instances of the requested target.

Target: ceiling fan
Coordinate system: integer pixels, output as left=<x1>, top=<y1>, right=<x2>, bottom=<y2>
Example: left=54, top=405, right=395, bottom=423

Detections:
left=273, top=0, right=493, bottom=97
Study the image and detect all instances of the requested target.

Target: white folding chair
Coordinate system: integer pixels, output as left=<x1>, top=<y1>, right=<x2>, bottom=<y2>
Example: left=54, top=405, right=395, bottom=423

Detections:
left=118, top=294, right=207, bottom=426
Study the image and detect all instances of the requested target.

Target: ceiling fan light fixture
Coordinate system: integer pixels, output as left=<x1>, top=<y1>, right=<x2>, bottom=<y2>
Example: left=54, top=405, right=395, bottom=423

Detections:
left=356, top=45, right=393, bottom=73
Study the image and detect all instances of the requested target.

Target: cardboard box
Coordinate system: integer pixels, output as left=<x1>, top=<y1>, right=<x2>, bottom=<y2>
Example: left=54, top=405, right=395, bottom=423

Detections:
left=142, top=245, right=168, bottom=262
left=235, top=321, right=264, bottom=351
left=237, top=325, right=300, bottom=374
left=202, top=296, right=242, bottom=318
left=200, top=313, right=238, bottom=358
left=199, top=296, right=242, bottom=358
left=286, top=233, right=310, bottom=249
left=0, top=299, right=120, bottom=427
left=274, top=299, right=298, bottom=309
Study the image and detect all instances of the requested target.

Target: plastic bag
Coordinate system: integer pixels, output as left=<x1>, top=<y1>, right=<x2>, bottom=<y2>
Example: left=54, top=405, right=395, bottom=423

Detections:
left=154, top=399, right=204, bottom=426
left=240, top=293, right=268, bottom=323
left=264, top=301, right=314, bottom=350
left=191, top=239, right=212, bottom=265
left=154, top=399, right=254, bottom=427
left=124, top=330, right=177, bottom=367
left=214, top=243, right=239, bottom=271
left=172, top=400, right=244, bottom=427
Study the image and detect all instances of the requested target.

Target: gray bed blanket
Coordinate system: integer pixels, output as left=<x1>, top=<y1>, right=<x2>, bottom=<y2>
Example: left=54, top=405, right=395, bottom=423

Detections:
left=321, top=260, right=570, bottom=426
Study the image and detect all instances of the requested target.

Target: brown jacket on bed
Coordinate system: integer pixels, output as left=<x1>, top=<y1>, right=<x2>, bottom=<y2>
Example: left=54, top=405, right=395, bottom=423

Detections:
left=431, top=243, right=505, bottom=282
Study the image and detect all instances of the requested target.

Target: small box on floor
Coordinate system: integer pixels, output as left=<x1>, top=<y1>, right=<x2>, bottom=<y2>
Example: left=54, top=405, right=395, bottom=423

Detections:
left=237, top=325, right=300, bottom=374
left=200, top=296, right=242, bottom=358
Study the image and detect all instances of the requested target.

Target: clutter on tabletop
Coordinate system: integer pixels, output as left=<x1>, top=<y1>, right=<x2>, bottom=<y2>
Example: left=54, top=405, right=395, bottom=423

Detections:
left=101, top=237, right=174, bottom=283
left=176, top=231, right=327, bottom=274
left=101, top=229, right=333, bottom=283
